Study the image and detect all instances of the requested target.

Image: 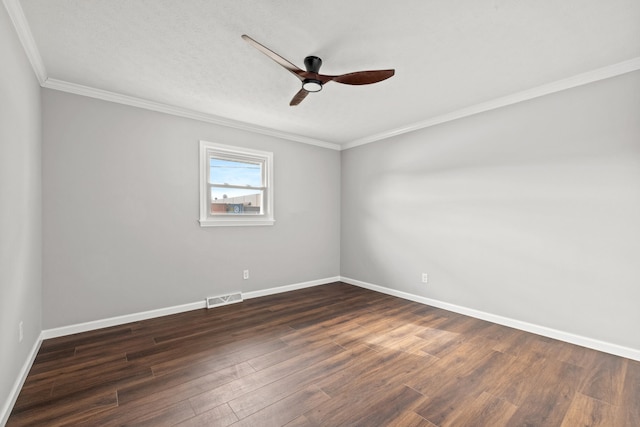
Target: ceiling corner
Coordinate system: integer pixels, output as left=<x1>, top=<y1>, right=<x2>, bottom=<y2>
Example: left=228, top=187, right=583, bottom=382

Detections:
left=3, top=0, right=47, bottom=84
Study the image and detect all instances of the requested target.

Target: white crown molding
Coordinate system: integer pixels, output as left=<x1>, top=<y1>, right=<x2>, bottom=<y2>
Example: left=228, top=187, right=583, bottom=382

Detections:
left=41, top=78, right=341, bottom=151
left=3, top=0, right=46, bottom=84
left=6, top=0, right=639, bottom=151
left=344, top=57, right=640, bottom=150
left=41, top=58, right=640, bottom=152
left=340, top=276, right=640, bottom=362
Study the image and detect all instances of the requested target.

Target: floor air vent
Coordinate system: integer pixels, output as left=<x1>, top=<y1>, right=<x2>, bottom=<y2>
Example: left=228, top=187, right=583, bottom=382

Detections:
left=206, top=292, right=243, bottom=309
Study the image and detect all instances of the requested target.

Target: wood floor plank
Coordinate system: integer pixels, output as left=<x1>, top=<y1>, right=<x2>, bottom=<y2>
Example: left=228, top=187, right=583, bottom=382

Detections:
left=7, top=282, right=637, bottom=427
left=319, top=348, right=437, bottom=400
left=304, top=351, right=433, bottom=424
left=74, top=363, right=252, bottom=426
left=16, top=355, right=127, bottom=412
left=278, top=319, right=354, bottom=347
left=50, top=360, right=152, bottom=397
left=24, top=353, right=126, bottom=386
left=351, top=385, right=427, bottom=426
left=120, top=400, right=196, bottom=427
left=415, top=350, right=516, bottom=426
left=231, top=385, right=330, bottom=427
left=74, top=335, right=157, bottom=358
left=286, top=298, right=378, bottom=330
left=580, top=352, right=628, bottom=405
left=368, top=329, right=437, bottom=356
left=560, top=392, right=616, bottom=427
left=9, top=382, right=53, bottom=413
left=505, top=358, right=584, bottom=426
left=151, top=309, right=287, bottom=344
left=31, top=346, right=75, bottom=364
left=283, top=415, right=313, bottom=427
left=435, top=313, right=494, bottom=335
left=228, top=344, right=372, bottom=419
left=150, top=335, right=287, bottom=377
left=614, top=359, right=640, bottom=426
left=322, top=323, right=373, bottom=349
left=315, top=349, right=394, bottom=396
left=386, top=411, right=437, bottom=427
left=246, top=336, right=336, bottom=372
left=117, top=361, right=256, bottom=406
left=37, top=326, right=133, bottom=354
left=188, top=341, right=346, bottom=415
left=443, top=391, right=518, bottom=427
left=174, top=403, right=238, bottom=427
left=554, top=342, right=601, bottom=369
left=305, top=384, right=424, bottom=426
left=491, top=327, right=546, bottom=358
left=406, top=338, right=498, bottom=395
left=414, top=326, right=462, bottom=356
left=6, top=390, right=117, bottom=426
left=126, top=323, right=293, bottom=365
left=482, top=347, right=548, bottom=406
left=27, top=347, right=129, bottom=377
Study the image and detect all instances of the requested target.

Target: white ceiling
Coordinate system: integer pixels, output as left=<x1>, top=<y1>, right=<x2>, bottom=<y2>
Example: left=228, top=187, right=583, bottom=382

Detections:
left=7, top=0, right=640, bottom=149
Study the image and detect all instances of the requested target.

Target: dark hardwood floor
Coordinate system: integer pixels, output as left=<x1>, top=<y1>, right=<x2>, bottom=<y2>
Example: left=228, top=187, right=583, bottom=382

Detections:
left=7, top=282, right=639, bottom=426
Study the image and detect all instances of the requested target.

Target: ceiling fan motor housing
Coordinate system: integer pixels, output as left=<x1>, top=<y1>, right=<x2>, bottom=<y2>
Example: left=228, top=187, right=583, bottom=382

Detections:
left=304, top=56, right=322, bottom=73
left=302, top=56, right=324, bottom=92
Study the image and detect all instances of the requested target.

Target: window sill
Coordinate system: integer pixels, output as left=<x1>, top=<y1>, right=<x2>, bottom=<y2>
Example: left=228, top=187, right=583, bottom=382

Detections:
left=199, top=217, right=275, bottom=227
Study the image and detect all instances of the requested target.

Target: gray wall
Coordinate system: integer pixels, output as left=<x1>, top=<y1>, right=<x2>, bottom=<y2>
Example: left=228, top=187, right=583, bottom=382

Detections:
left=42, top=90, right=340, bottom=329
left=1, top=4, right=42, bottom=421
left=342, top=71, right=640, bottom=350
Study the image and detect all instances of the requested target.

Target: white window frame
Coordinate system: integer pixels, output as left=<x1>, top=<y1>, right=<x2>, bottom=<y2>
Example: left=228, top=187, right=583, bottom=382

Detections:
left=199, top=140, right=274, bottom=227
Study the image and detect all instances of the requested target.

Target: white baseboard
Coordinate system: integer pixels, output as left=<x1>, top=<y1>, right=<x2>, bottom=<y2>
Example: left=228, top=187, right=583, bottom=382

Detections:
left=243, top=276, right=341, bottom=300
left=40, top=276, right=342, bottom=340
left=340, top=276, right=640, bottom=362
left=1, top=336, right=42, bottom=427
left=41, top=300, right=207, bottom=340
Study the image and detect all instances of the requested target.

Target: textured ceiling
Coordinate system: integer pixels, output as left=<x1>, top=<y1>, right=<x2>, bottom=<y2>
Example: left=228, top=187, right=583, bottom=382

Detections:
left=10, top=0, right=640, bottom=148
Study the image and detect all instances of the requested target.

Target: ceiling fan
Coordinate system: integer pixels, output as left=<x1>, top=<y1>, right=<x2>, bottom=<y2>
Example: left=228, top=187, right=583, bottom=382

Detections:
left=241, top=35, right=395, bottom=106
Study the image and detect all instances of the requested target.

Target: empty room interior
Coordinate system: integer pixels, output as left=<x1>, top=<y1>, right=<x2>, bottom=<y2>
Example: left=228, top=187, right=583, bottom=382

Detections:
left=2, top=1, right=639, bottom=426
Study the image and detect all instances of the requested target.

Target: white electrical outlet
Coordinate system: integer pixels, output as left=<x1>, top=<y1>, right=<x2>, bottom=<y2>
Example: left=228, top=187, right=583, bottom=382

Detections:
left=243, top=269, right=249, bottom=280
left=421, top=273, right=428, bottom=284
left=19, top=321, right=23, bottom=343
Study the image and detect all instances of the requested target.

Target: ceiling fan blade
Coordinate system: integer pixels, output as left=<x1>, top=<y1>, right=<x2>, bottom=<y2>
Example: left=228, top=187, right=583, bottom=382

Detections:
left=289, top=89, right=309, bottom=106
left=329, top=69, right=395, bottom=85
left=241, top=35, right=304, bottom=81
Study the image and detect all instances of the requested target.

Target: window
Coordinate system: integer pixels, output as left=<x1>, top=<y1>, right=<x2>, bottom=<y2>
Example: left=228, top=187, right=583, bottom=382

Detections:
left=199, top=141, right=274, bottom=226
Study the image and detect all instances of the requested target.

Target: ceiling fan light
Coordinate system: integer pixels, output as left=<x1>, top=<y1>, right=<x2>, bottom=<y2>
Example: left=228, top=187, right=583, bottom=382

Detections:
left=302, top=79, right=322, bottom=92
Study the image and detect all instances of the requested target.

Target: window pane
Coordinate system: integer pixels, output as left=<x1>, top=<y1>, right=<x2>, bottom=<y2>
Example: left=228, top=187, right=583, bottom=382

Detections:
left=210, top=187, right=263, bottom=215
left=200, top=140, right=274, bottom=226
left=210, top=158, right=262, bottom=187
